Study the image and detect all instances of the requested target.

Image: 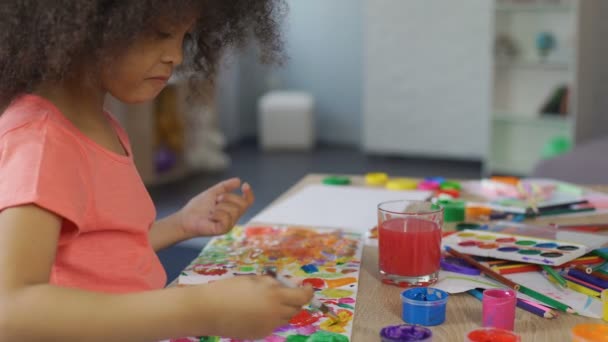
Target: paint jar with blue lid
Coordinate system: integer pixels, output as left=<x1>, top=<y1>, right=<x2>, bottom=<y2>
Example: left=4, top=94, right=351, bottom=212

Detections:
left=380, top=324, right=432, bottom=342
left=401, top=287, right=448, bottom=326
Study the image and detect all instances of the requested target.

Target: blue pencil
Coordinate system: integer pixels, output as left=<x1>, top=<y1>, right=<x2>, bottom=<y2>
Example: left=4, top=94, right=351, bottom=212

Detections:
left=467, top=289, right=556, bottom=319
left=567, top=268, right=608, bottom=289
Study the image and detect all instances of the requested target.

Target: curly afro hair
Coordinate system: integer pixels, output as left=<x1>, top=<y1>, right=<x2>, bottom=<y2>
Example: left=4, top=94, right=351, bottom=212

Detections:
left=0, top=0, right=287, bottom=106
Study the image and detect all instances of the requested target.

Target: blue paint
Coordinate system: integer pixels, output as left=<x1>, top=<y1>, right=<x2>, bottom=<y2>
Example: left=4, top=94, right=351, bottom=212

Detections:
left=401, top=288, right=448, bottom=326
left=497, top=246, right=519, bottom=252
left=535, top=242, right=558, bottom=248
left=301, top=264, right=319, bottom=274
left=425, top=176, right=446, bottom=184
left=511, top=214, right=526, bottom=222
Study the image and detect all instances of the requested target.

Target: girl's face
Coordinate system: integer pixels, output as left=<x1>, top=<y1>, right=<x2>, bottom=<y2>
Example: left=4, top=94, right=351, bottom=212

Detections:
left=100, top=18, right=195, bottom=103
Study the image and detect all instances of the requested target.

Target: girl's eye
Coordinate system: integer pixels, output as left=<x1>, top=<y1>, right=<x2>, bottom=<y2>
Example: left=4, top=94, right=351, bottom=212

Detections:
left=156, top=30, right=173, bottom=39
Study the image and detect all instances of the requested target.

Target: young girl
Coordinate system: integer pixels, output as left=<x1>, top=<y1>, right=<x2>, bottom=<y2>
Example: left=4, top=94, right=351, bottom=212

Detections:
left=0, top=1, right=313, bottom=341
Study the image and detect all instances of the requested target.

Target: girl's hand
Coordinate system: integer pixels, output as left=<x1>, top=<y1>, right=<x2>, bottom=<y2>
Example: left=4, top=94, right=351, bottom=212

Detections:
left=198, top=276, right=314, bottom=339
left=179, top=178, right=254, bottom=237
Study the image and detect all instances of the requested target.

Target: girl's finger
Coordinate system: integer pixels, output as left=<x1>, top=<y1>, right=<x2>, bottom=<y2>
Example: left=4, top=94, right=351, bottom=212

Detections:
left=217, top=193, right=249, bottom=210
left=210, top=210, right=232, bottom=229
left=242, top=182, right=255, bottom=206
left=213, top=203, right=240, bottom=224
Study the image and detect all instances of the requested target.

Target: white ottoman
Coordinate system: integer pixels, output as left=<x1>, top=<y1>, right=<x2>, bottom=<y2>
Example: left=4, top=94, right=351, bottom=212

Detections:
left=258, top=91, right=315, bottom=150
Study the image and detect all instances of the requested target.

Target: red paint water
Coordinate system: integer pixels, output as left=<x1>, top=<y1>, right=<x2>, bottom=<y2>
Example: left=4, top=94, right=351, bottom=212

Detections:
left=379, top=217, right=441, bottom=277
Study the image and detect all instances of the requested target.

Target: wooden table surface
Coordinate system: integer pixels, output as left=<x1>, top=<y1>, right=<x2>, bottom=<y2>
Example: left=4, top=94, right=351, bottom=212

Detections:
left=248, top=174, right=608, bottom=342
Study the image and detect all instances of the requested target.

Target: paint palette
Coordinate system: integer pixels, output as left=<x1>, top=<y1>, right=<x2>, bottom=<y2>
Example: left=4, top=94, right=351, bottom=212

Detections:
left=174, top=225, right=364, bottom=342
left=443, top=229, right=589, bottom=266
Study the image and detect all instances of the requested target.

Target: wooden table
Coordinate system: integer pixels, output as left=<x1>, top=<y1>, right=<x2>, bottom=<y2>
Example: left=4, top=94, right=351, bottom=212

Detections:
left=249, top=174, right=608, bottom=342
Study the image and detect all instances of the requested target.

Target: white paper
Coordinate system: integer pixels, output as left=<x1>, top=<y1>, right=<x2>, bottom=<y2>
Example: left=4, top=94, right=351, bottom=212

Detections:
left=250, top=184, right=432, bottom=233
left=507, top=272, right=603, bottom=319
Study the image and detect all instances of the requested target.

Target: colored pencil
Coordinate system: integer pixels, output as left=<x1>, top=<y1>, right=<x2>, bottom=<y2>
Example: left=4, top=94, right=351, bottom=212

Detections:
left=591, top=261, right=607, bottom=273
left=563, top=274, right=604, bottom=293
left=536, top=206, right=595, bottom=217
left=592, top=249, right=608, bottom=261
left=489, top=256, right=604, bottom=275
left=517, top=298, right=557, bottom=319
left=467, top=289, right=556, bottom=319
left=493, top=264, right=539, bottom=275
left=518, top=285, right=576, bottom=314
left=446, top=248, right=576, bottom=313
left=447, top=247, right=520, bottom=291
left=567, top=269, right=608, bottom=289
left=542, top=265, right=567, bottom=288
left=549, top=276, right=601, bottom=298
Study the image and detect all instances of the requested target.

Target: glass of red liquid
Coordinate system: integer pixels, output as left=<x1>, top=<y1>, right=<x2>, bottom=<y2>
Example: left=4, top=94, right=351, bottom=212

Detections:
left=378, top=200, right=443, bottom=287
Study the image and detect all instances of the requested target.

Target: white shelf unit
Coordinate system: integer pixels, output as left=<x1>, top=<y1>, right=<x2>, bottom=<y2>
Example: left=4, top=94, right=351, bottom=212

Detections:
left=489, top=0, right=576, bottom=175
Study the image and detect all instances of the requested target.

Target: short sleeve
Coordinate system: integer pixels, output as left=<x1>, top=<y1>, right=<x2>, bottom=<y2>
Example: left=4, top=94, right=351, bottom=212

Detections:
left=0, top=121, right=90, bottom=229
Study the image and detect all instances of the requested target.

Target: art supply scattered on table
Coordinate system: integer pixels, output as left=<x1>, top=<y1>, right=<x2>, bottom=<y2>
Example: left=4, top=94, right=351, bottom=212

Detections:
left=467, top=288, right=556, bottom=320
left=322, top=175, right=351, bottom=185
left=485, top=254, right=604, bottom=275
left=446, top=247, right=521, bottom=291
left=541, top=264, right=567, bottom=288
left=571, top=323, right=608, bottom=342
left=567, top=268, right=608, bottom=289
left=439, top=199, right=466, bottom=223
left=380, top=324, right=432, bottom=342
left=482, top=288, right=517, bottom=331
left=447, top=247, right=579, bottom=314
left=465, top=327, right=521, bottom=342
left=400, top=287, right=448, bottom=326
left=443, top=229, right=589, bottom=266
left=441, top=256, right=481, bottom=275
left=365, top=172, right=388, bottom=186
left=386, top=178, right=419, bottom=190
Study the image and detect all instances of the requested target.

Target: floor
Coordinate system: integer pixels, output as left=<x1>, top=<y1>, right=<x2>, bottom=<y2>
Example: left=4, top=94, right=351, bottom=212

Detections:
left=151, top=142, right=482, bottom=282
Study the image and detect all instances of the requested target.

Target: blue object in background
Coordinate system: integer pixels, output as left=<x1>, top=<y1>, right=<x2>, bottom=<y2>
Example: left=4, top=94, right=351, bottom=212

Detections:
left=536, top=32, right=556, bottom=58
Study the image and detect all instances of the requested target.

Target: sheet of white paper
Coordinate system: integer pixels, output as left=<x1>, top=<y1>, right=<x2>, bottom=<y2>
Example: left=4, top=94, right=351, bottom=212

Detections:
left=506, top=272, right=603, bottom=319
left=250, top=184, right=432, bottom=233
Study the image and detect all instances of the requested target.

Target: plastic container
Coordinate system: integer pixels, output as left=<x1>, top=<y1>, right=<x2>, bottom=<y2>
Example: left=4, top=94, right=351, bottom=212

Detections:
left=482, top=288, right=517, bottom=331
left=466, top=327, right=521, bottom=342
left=380, top=324, right=432, bottom=342
left=401, top=288, right=448, bottom=326
left=571, top=323, right=608, bottom=342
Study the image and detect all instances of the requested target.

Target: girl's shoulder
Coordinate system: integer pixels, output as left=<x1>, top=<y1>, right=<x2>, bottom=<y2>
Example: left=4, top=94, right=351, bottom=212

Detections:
left=0, top=94, right=59, bottom=136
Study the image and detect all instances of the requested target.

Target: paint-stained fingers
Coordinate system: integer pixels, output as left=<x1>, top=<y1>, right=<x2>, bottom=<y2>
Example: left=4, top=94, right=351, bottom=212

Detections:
left=277, top=286, right=315, bottom=307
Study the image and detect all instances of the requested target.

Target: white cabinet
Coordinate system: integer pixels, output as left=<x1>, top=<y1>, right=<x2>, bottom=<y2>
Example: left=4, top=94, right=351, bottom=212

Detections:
left=363, top=0, right=493, bottom=160
left=363, top=0, right=608, bottom=176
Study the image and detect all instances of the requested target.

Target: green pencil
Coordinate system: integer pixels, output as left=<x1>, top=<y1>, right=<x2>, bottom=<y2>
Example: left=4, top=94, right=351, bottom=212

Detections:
left=519, top=285, right=576, bottom=314
left=592, top=249, right=608, bottom=261
left=541, top=265, right=567, bottom=288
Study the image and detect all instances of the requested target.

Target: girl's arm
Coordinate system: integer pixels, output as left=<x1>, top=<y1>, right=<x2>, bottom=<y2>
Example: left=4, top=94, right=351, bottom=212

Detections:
left=0, top=205, right=312, bottom=341
left=0, top=205, right=207, bottom=341
left=149, top=179, right=254, bottom=252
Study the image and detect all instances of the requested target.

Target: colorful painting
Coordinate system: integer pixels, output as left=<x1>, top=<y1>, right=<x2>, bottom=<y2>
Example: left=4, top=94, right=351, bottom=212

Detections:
left=173, top=225, right=363, bottom=342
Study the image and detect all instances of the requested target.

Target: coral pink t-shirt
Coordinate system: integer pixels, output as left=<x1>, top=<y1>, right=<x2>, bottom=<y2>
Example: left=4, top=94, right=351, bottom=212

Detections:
left=0, top=94, right=166, bottom=293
